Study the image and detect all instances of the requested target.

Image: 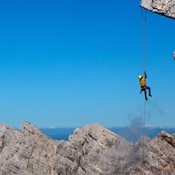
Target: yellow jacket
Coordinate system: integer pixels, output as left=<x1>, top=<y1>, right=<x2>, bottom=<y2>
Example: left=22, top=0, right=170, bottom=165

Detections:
left=140, top=77, right=146, bottom=88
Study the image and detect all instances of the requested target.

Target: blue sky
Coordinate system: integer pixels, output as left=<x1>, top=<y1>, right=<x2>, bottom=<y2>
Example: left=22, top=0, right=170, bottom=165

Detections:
left=0, top=0, right=174, bottom=128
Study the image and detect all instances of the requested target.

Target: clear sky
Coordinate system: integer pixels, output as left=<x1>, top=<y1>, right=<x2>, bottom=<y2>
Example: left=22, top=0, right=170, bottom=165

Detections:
left=0, top=0, right=174, bottom=128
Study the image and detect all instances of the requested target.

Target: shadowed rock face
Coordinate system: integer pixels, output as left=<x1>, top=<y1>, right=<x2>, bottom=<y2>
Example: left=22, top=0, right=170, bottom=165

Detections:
left=140, top=0, right=175, bottom=19
left=0, top=122, right=175, bottom=175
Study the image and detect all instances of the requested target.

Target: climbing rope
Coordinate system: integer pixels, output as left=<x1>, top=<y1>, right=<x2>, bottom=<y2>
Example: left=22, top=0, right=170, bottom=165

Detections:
left=142, top=9, right=147, bottom=72
left=141, top=9, right=147, bottom=167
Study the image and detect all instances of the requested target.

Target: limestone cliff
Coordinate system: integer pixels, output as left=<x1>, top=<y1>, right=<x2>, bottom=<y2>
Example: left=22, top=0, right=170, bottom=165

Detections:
left=0, top=122, right=175, bottom=174
left=140, top=0, right=175, bottom=19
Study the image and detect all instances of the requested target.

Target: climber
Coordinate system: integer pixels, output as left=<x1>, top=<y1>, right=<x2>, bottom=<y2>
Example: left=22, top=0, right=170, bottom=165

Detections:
left=138, top=71, right=152, bottom=101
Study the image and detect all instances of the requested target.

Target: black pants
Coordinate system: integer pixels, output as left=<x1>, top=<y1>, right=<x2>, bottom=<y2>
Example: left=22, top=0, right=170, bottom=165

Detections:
left=141, top=86, right=151, bottom=100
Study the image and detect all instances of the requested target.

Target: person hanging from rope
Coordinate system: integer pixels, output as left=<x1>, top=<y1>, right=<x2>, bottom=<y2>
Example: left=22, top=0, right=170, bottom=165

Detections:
left=138, top=71, right=152, bottom=100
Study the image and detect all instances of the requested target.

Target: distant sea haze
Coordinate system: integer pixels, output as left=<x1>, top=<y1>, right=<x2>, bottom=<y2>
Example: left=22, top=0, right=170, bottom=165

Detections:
left=41, top=127, right=175, bottom=142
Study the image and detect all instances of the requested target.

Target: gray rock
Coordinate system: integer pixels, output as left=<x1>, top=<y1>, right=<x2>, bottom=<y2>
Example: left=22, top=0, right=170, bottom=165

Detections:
left=140, top=0, right=175, bottom=19
left=1, top=122, right=175, bottom=174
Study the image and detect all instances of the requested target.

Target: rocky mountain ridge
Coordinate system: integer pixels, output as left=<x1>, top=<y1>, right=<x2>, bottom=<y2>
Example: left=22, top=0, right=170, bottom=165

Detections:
left=140, top=0, right=175, bottom=19
left=0, top=122, right=175, bottom=174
